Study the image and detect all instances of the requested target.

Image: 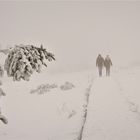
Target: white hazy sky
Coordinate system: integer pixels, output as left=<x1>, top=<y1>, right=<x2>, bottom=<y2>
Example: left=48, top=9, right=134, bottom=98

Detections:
left=0, top=1, right=140, bottom=73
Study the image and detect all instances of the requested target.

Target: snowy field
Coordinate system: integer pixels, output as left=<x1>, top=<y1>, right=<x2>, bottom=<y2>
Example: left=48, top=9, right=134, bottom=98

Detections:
left=82, top=66, right=140, bottom=140
left=1, top=1, right=140, bottom=140
left=0, top=69, right=94, bottom=140
left=0, top=66, right=140, bottom=140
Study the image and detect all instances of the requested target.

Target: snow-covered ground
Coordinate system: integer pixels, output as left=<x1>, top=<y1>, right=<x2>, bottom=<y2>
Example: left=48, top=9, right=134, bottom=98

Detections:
left=1, top=66, right=140, bottom=140
left=0, top=69, right=94, bottom=140
left=82, top=66, right=140, bottom=140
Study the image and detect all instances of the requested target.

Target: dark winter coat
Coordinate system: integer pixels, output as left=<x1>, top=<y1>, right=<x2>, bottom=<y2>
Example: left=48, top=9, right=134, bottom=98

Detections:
left=104, top=58, right=112, bottom=68
left=96, top=56, right=104, bottom=68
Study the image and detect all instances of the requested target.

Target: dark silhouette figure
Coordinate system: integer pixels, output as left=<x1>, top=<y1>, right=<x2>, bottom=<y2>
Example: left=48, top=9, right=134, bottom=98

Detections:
left=96, top=54, right=104, bottom=77
left=104, top=55, right=112, bottom=76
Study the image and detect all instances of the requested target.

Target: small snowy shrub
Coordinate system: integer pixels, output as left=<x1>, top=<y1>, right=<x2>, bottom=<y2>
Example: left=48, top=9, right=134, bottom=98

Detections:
left=30, top=83, right=58, bottom=94
left=4, top=44, right=55, bottom=81
left=60, top=81, right=75, bottom=91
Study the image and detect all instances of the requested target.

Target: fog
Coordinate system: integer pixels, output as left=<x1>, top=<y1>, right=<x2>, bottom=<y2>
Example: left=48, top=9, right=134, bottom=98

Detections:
left=0, top=1, right=140, bottom=73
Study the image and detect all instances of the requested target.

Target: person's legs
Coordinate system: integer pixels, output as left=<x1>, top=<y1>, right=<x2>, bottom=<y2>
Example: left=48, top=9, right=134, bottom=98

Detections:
left=108, top=68, right=110, bottom=76
left=101, top=68, right=102, bottom=76
left=106, top=67, right=110, bottom=76
left=106, top=67, right=108, bottom=76
left=98, top=67, right=100, bottom=76
left=106, top=67, right=109, bottom=76
left=99, top=67, right=102, bottom=77
left=100, top=68, right=102, bottom=76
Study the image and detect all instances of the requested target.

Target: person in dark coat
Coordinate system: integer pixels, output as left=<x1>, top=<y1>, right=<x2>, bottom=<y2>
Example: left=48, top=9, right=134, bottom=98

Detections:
left=104, top=55, right=112, bottom=76
left=96, top=54, right=104, bottom=77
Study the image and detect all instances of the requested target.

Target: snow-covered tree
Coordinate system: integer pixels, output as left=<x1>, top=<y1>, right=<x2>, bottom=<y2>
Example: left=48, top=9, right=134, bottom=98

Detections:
left=0, top=44, right=55, bottom=124
left=0, top=65, right=7, bottom=124
left=4, top=44, right=55, bottom=81
left=0, top=65, right=4, bottom=78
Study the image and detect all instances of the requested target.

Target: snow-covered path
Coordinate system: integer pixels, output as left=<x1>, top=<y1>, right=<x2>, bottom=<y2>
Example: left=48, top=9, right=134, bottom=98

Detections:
left=82, top=76, right=140, bottom=140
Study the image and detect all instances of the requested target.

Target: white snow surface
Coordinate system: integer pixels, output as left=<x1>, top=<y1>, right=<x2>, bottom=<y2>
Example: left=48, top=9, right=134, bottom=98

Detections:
left=82, top=67, right=140, bottom=140
left=1, top=67, right=140, bottom=140
left=0, top=70, right=94, bottom=140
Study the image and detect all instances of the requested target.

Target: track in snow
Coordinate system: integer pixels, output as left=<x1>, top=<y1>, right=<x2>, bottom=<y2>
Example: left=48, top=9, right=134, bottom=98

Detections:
left=81, top=76, right=140, bottom=140
left=76, top=76, right=94, bottom=140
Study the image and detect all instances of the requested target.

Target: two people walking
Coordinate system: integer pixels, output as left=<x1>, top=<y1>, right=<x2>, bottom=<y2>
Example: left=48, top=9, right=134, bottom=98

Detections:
left=96, top=54, right=112, bottom=77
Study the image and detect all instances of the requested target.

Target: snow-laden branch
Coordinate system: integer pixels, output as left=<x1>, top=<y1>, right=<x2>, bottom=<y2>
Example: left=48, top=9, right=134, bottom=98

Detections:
left=4, top=44, right=55, bottom=81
